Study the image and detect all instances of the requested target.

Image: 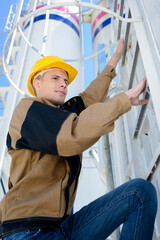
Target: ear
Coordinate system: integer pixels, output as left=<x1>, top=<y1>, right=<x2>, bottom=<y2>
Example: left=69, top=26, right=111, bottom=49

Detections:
left=32, top=78, right=41, bottom=93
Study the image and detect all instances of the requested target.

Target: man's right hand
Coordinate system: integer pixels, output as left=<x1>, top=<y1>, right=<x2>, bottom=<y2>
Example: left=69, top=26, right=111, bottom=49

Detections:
left=125, top=77, right=149, bottom=106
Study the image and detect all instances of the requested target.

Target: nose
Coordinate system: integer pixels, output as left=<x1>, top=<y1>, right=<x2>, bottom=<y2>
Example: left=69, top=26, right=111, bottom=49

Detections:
left=60, top=78, right=68, bottom=88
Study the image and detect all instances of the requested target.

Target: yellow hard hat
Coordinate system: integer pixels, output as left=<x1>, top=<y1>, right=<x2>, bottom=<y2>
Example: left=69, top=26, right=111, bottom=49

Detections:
left=27, top=56, right=78, bottom=96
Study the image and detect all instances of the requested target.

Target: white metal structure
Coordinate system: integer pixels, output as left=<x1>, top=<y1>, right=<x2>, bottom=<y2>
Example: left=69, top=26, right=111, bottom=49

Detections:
left=0, top=0, right=160, bottom=239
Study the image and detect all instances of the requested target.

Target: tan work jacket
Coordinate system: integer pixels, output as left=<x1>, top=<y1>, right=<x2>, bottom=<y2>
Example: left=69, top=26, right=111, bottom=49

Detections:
left=0, top=65, right=131, bottom=225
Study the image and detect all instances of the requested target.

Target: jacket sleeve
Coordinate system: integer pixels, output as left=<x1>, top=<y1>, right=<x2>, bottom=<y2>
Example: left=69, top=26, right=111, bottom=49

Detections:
left=57, top=93, right=131, bottom=156
left=7, top=94, right=131, bottom=156
left=79, top=65, right=116, bottom=107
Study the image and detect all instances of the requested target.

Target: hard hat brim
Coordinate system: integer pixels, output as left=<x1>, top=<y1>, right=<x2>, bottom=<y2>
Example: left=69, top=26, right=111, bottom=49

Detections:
left=27, top=60, right=78, bottom=96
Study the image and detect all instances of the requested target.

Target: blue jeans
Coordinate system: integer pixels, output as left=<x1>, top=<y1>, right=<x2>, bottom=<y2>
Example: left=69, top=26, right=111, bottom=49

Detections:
left=3, top=178, right=157, bottom=240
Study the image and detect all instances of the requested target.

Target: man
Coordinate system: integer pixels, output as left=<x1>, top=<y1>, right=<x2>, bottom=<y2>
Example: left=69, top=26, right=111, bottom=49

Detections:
left=0, top=39, right=157, bottom=240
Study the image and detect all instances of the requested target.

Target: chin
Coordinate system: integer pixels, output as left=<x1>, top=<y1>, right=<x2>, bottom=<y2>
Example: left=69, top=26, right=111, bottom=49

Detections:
left=52, top=98, right=65, bottom=106
left=59, top=100, right=65, bottom=105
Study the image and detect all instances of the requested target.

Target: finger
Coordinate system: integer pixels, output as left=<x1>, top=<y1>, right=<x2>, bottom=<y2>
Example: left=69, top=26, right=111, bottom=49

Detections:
left=126, top=41, right=132, bottom=51
left=140, top=82, right=147, bottom=94
left=138, top=99, right=149, bottom=105
left=128, top=41, right=132, bottom=48
left=117, top=38, right=124, bottom=46
left=138, top=78, right=147, bottom=94
left=142, top=77, right=147, bottom=82
left=119, top=38, right=124, bottom=43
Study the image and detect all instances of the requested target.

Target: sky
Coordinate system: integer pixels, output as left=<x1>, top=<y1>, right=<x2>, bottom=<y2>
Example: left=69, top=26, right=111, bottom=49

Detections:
left=0, top=1, right=14, bottom=26
left=0, top=1, right=17, bottom=87
left=0, top=0, right=94, bottom=116
left=0, top=0, right=94, bottom=88
left=0, top=1, right=15, bottom=114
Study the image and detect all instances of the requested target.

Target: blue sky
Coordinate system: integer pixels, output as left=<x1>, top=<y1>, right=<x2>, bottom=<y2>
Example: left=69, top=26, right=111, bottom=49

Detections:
left=0, top=1, right=14, bottom=25
left=0, top=1, right=94, bottom=115
left=0, top=1, right=94, bottom=88
left=0, top=1, right=15, bottom=114
left=0, top=1, right=16, bottom=87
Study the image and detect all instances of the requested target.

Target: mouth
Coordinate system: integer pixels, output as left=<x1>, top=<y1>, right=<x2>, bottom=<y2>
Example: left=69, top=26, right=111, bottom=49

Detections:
left=56, top=91, right=65, bottom=96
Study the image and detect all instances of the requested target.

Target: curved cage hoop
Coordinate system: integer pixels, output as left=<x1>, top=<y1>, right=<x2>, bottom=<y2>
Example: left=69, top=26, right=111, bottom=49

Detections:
left=2, top=1, right=142, bottom=96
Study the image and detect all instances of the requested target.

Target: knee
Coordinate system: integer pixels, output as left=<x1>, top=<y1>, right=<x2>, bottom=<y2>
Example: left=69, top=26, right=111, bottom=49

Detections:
left=130, top=178, right=157, bottom=208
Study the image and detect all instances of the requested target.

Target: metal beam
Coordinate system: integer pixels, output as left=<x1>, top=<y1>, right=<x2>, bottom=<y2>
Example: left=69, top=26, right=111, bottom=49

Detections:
left=147, top=155, right=160, bottom=182
left=117, top=0, right=125, bottom=40
left=122, top=10, right=131, bottom=65
left=134, top=90, right=150, bottom=138
left=128, top=0, right=160, bottom=131
left=114, top=0, right=118, bottom=17
left=128, top=42, right=139, bottom=89
left=0, top=178, right=6, bottom=195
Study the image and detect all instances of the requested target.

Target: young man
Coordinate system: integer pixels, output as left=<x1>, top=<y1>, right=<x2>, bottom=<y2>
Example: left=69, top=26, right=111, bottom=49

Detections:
left=0, top=39, right=157, bottom=240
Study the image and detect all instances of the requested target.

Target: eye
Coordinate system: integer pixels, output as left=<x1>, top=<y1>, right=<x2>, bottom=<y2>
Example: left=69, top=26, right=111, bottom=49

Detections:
left=64, top=79, right=69, bottom=85
left=52, top=77, right=58, bottom=80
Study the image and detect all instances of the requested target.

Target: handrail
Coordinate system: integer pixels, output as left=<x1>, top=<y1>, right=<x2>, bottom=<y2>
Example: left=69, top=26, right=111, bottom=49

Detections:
left=2, top=1, right=142, bottom=96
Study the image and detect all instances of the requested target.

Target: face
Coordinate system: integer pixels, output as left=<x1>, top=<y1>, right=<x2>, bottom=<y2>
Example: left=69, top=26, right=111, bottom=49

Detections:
left=33, top=68, right=69, bottom=106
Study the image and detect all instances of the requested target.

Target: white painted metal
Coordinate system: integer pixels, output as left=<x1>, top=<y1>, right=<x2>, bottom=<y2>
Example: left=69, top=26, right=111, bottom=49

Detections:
left=100, top=1, right=160, bottom=238
left=0, top=0, right=160, bottom=239
left=2, top=1, right=141, bottom=98
left=74, top=145, right=107, bottom=212
left=88, top=0, right=160, bottom=238
left=0, top=0, right=25, bottom=181
left=128, top=0, right=160, bottom=131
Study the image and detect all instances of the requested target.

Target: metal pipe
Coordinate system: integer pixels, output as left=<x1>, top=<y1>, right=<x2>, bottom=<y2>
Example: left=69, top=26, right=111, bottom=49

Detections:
left=128, top=42, right=139, bottom=89
left=147, top=155, right=160, bottom=182
left=102, top=134, right=114, bottom=191
left=117, top=0, right=125, bottom=40
left=78, top=3, right=85, bottom=91
left=41, top=0, right=51, bottom=55
left=134, top=91, right=150, bottom=138
left=122, top=10, right=131, bottom=65
left=102, top=134, right=120, bottom=240
left=114, top=0, right=118, bottom=16
left=0, top=0, right=25, bottom=179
